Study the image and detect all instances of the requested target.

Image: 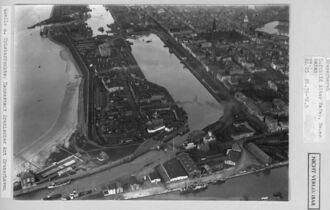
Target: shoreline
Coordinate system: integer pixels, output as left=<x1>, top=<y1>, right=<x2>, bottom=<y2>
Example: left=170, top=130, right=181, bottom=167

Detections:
left=14, top=40, right=82, bottom=173
left=125, top=162, right=288, bottom=200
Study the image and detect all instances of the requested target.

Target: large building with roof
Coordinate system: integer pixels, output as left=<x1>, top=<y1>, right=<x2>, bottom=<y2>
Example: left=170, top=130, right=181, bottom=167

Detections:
left=155, top=158, right=188, bottom=183
left=35, top=154, right=82, bottom=180
left=155, top=153, right=201, bottom=184
left=176, top=152, right=201, bottom=177
left=246, top=142, right=272, bottom=165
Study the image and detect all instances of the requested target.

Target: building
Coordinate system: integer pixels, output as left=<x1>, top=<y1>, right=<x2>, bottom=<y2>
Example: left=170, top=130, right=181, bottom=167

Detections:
left=18, top=171, right=36, bottom=189
left=36, top=154, right=82, bottom=179
left=188, top=130, right=206, bottom=144
left=268, top=80, right=278, bottom=92
left=229, top=66, right=244, bottom=75
left=246, top=142, right=272, bottom=165
left=264, top=115, right=280, bottom=132
left=232, top=142, right=242, bottom=152
left=183, top=142, right=197, bottom=150
left=273, top=98, right=288, bottom=115
left=176, top=153, right=201, bottom=177
left=279, top=120, right=289, bottom=130
left=197, top=143, right=210, bottom=152
left=148, top=171, right=161, bottom=184
left=230, top=121, right=256, bottom=140
left=107, top=184, right=117, bottom=195
left=155, top=164, right=170, bottom=183
left=224, top=149, right=241, bottom=166
left=234, top=92, right=264, bottom=121
left=115, top=182, right=124, bottom=194
left=155, top=158, right=188, bottom=183
left=203, top=131, right=216, bottom=143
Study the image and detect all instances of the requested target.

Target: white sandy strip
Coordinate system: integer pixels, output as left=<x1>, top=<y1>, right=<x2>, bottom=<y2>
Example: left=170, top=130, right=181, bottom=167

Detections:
left=14, top=52, right=82, bottom=176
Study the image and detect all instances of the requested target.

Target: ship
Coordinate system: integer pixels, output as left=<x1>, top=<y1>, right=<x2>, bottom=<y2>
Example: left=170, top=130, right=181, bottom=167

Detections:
left=48, top=180, right=71, bottom=189
left=180, top=183, right=208, bottom=194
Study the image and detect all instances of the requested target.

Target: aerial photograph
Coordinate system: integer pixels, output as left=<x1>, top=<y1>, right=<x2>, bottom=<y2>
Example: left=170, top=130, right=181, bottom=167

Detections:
left=13, top=4, right=289, bottom=200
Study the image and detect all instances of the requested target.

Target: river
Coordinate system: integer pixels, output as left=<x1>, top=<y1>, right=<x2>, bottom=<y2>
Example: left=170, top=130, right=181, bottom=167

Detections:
left=14, top=6, right=69, bottom=153
left=14, top=5, right=81, bottom=174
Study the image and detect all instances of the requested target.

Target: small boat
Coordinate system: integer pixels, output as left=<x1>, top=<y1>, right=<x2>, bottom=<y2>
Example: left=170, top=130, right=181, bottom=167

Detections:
left=48, top=180, right=71, bottom=189
left=146, top=40, right=152, bottom=43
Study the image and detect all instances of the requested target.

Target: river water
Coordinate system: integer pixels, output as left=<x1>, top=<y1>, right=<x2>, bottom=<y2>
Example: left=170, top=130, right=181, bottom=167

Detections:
left=14, top=5, right=70, bottom=154
left=147, top=167, right=288, bottom=200
left=256, top=21, right=288, bottom=35
left=86, top=5, right=114, bottom=36
left=14, top=5, right=114, bottom=157
left=129, top=33, right=223, bottom=131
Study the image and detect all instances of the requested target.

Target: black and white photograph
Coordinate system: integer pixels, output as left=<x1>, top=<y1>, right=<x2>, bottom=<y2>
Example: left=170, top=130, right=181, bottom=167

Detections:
left=12, top=4, right=289, bottom=201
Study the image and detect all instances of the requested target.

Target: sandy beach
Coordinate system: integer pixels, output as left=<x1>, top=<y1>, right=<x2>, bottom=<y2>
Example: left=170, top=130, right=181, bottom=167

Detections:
left=14, top=46, right=82, bottom=176
left=13, top=5, right=85, bottom=178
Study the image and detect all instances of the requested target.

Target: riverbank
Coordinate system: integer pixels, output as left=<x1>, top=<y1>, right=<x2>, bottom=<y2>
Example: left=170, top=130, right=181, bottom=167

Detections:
left=15, top=43, right=82, bottom=171
left=122, top=162, right=288, bottom=200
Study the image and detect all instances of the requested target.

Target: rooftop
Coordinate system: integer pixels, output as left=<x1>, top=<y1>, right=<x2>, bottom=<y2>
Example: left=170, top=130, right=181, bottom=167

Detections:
left=176, top=152, right=200, bottom=176
left=163, top=158, right=188, bottom=179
